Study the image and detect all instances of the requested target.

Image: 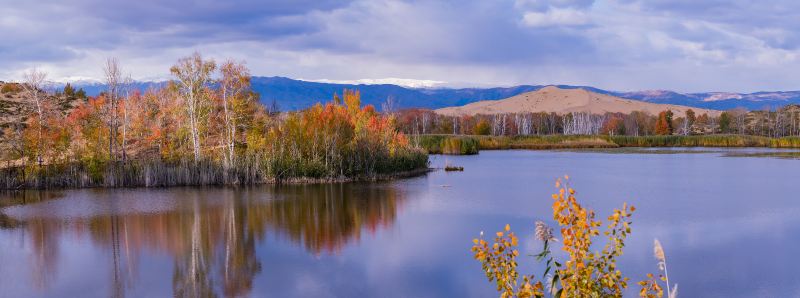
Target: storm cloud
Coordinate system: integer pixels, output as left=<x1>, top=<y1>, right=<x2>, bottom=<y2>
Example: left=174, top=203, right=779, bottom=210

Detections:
left=1, top=0, right=799, bottom=92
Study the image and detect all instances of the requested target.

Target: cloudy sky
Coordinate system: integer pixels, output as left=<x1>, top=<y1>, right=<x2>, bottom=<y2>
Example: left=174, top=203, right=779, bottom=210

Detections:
left=1, top=0, right=799, bottom=92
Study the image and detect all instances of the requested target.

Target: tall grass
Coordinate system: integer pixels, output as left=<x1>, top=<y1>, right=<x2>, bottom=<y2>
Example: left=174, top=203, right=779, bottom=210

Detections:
left=415, top=135, right=478, bottom=155
left=608, top=134, right=775, bottom=147
left=416, top=134, right=800, bottom=155
left=0, top=158, right=264, bottom=189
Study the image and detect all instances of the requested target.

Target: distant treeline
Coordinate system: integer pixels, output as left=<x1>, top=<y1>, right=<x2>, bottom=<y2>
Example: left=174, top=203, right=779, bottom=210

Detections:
left=415, top=134, right=800, bottom=154
left=0, top=54, right=427, bottom=189
left=396, top=106, right=800, bottom=138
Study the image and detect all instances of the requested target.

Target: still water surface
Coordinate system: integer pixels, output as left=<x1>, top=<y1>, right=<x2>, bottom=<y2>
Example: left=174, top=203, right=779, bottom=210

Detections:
left=1, top=149, right=799, bottom=297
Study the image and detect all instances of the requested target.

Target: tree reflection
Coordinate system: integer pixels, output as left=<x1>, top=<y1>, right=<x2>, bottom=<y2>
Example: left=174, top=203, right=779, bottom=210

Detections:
left=0, top=183, right=404, bottom=297
left=259, top=184, right=404, bottom=254
left=0, top=191, right=66, bottom=290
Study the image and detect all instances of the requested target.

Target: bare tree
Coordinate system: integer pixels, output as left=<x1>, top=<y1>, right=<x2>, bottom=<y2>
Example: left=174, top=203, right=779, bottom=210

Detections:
left=381, top=95, right=398, bottom=115
left=120, top=75, right=134, bottom=163
left=421, top=113, right=430, bottom=134
left=219, top=60, right=250, bottom=169
left=22, top=68, right=47, bottom=166
left=171, top=53, right=216, bottom=162
left=563, top=112, right=605, bottom=135
left=104, top=58, right=123, bottom=160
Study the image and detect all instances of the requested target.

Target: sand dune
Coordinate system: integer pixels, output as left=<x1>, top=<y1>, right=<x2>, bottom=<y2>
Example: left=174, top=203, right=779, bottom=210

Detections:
left=435, top=86, right=721, bottom=117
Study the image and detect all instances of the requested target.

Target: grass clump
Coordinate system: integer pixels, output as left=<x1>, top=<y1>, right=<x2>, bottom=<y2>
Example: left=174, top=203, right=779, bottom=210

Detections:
left=415, top=135, right=478, bottom=155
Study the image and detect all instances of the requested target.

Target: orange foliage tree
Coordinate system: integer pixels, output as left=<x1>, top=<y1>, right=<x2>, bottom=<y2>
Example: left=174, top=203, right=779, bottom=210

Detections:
left=654, top=111, right=674, bottom=135
left=264, top=89, right=424, bottom=179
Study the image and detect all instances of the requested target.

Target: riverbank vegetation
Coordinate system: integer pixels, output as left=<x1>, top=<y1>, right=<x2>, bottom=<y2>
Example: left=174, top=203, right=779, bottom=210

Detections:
left=414, top=134, right=800, bottom=154
left=416, top=135, right=479, bottom=154
left=0, top=54, right=427, bottom=189
left=398, top=106, right=800, bottom=138
left=402, top=106, right=800, bottom=154
left=472, top=176, right=671, bottom=297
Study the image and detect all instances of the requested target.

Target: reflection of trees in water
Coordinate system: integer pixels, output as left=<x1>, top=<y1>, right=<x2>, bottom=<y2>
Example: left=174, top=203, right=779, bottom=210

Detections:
left=259, top=184, right=403, bottom=254
left=0, top=190, right=65, bottom=209
left=0, top=212, right=22, bottom=228
left=0, top=183, right=404, bottom=297
left=0, top=191, right=66, bottom=290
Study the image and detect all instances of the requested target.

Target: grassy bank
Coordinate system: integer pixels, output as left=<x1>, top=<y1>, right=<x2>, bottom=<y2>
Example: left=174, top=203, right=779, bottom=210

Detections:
left=608, top=135, right=800, bottom=148
left=415, top=135, right=479, bottom=155
left=415, top=134, right=800, bottom=154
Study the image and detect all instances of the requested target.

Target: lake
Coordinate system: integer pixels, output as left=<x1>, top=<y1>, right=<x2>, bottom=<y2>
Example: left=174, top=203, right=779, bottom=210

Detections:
left=1, top=149, right=799, bottom=297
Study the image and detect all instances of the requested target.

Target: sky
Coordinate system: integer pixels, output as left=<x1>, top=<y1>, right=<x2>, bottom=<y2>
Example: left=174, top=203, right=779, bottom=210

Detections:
left=1, top=0, right=799, bottom=92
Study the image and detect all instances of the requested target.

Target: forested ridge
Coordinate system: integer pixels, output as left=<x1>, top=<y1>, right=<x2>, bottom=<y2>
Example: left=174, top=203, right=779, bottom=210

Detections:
left=0, top=53, right=428, bottom=189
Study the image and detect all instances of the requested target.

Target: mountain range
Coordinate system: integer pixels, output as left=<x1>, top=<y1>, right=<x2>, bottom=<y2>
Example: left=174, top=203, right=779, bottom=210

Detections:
left=56, top=76, right=800, bottom=112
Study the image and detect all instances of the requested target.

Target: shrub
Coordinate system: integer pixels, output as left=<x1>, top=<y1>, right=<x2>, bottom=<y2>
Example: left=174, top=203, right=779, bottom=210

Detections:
left=0, top=83, right=21, bottom=94
left=472, top=176, right=659, bottom=297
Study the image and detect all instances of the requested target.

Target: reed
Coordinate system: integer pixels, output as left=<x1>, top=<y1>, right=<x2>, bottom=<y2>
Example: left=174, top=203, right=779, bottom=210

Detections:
left=0, top=148, right=428, bottom=190
left=653, top=239, right=678, bottom=298
left=0, top=158, right=262, bottom=189
left=415, top=135, right=478, bottom=155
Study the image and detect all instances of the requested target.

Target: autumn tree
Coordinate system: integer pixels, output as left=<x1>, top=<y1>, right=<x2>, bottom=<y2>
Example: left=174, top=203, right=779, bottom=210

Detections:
left=654, top=110, right=673, bottom=135
left=474, top=119, right=491, bottom=135
left=67, top=95, right=110, bottom=163
left=602, top=115, right=625, bottom=136
left=171, top=52, right=216, bottom=162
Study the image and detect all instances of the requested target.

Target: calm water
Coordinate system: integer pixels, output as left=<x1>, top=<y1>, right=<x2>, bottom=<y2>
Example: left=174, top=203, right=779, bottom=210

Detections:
left=2, top=149, right=800, bottom=297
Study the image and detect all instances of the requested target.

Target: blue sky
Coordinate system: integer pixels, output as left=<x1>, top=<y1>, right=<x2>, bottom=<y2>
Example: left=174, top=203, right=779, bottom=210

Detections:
left=1, top=0, right=799, bottom=92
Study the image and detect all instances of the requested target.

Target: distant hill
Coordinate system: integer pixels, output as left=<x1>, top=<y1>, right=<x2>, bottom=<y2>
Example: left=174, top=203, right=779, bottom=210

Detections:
left=249, top=77, right=542, bottom=111
left=57, top=76, right=800, bottom=111
left=436, top=86, right=721, bottom=117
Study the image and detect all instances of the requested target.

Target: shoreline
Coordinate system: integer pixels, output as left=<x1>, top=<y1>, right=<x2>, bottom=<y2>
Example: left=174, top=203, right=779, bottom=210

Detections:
left=265, top=167, right=434, bottom=185
left=415, top=134, right=800, bottom=154
left=0, top=166, right=434, bottom=191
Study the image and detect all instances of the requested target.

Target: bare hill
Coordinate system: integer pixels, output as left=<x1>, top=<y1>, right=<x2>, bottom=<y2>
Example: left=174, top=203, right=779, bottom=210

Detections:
left=435, top=86, right=721, bottom=117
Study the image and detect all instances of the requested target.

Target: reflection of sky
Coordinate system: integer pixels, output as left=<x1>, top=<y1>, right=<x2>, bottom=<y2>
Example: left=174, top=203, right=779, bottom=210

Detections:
left=2, top=150, right=800, bottom=297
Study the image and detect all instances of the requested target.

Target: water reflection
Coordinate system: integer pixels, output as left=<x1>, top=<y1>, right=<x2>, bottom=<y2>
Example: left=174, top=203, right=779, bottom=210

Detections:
left=0, top=183, right=405, bottom=297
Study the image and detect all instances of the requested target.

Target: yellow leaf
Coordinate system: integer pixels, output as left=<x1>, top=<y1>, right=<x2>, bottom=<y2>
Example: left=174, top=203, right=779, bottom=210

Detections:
left=504, top=224, right=510, bottom=232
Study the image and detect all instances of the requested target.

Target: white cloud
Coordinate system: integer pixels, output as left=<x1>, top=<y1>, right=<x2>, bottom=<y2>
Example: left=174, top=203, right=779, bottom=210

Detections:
left=522, top=7, right=591, bottom=27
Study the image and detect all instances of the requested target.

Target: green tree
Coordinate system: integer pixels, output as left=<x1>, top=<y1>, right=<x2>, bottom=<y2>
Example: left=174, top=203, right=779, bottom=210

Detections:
left=63, top=83, right=75, bottom=97
left=719, top=112, right=731, bottom=133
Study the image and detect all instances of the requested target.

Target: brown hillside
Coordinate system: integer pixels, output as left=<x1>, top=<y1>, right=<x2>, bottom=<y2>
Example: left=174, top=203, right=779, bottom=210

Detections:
left=435, top=86, right=721, bottom=117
